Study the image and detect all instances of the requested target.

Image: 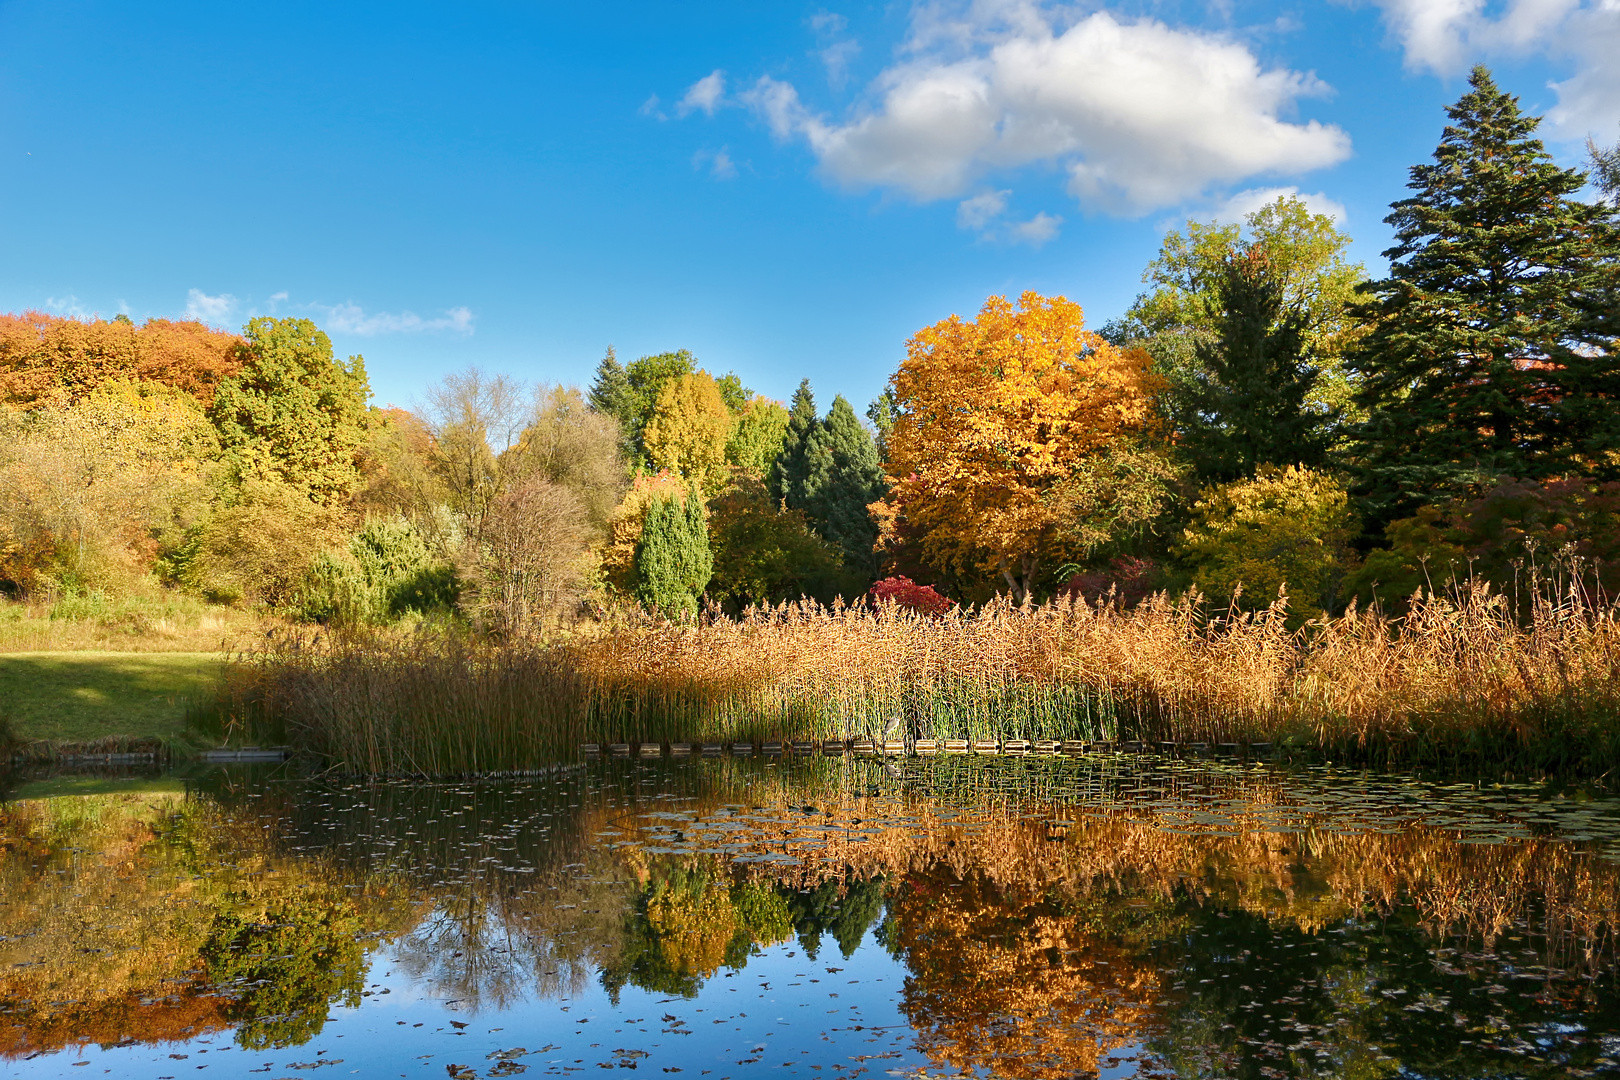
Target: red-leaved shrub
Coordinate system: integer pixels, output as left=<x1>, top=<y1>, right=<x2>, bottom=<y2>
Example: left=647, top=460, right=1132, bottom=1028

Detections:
left=867, top=575, right=952, bottom=616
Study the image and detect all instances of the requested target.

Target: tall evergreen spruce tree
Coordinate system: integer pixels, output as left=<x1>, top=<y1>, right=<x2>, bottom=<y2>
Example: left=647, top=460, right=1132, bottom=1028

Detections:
left=1350, top=67, right=1620, bottom=524
left=633, top=488, right=712, bottom=617
left=587, top=347, right=636, bottom=460
left=801, top=395, right=886, bottom=577
left=1184, top=249, right=1331, bottom=484
left=769, top=380, right=820, bottom=506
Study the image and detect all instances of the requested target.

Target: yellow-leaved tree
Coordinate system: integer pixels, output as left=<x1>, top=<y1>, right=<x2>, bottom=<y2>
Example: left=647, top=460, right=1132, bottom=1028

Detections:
left=887, top=291, right=1162, bottom=601
left=642, top=372, right=730, bottom=493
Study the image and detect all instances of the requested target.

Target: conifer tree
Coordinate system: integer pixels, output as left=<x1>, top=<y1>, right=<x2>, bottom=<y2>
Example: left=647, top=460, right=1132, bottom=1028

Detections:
left=800, top=395, right=886, bottom=576
left=587, top=347, right=629, bottom=417
left=1183, top=248, right=1331, bottom=484
left=633, top=487, right=711, bottom=617
left=1350, top=67, right=1620, bottom=524
left=769, top=380, right=819, bottom=506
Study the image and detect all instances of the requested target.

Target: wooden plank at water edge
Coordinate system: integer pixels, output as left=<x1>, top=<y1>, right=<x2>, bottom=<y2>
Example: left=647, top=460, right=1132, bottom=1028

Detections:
left=609, top=743, right=631, bottom=756
left=638, top=743, right=662, bottom=757
left=851, top=739, right=876, bottom=755
left=881, top=740, right=905, bottom=756
left=702, top=744, right=724, bottom=755
left=763, top=741, right=784, bottom=755
left=731, top=742, right=756, bottom=755
left=791, top=741, right=815, bottom=754
left=942, top=740, right=969, bottom=754
left=580, top=743, right=601, bottom=755
left=1003, top=739, right=1032, bottom=755
left=1060, top=740, right=1086, bottom=754
left=914, top=739, right=939, bottom=756
left=1033, top=740, right=1060, bottom=755
left=821, top=741, right=846, bottom=755
left=670, top=743, right=692, bottom=755
left=972, top=740, right=999, bottom=755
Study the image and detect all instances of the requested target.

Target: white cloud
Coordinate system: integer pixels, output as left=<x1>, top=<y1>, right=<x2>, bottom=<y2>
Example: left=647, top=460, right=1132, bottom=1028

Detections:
left=810, top=11, right=861, bottom=88
left=741, top=5, right=1350, bottom=214
left=45, top=294, right=94, bottom=319
left=1362, top=0, right=1620, bottom=140
left=639, top=94, right=666, bottom=120
left=1008, top=210, right=1062, bottom=245
left=1209, top=185, right=1347, bottom=225
left=314, top=302, right=474, bottom=337
left=956, top=188, right=1009, bottom=230
left=185, top=288, right=238, bottom=326
left=678, top=70, right=726, bottom=117
left=693, top=146, right=739, bottom=179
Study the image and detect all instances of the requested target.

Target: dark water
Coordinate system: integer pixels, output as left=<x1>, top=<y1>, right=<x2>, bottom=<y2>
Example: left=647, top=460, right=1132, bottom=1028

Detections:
left=5, top=753, right=1620, bottom=1079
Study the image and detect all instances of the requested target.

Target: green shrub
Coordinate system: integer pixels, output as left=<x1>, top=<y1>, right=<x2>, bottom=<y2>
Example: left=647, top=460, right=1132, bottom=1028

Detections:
left=293, top=515, right=456, bottom=625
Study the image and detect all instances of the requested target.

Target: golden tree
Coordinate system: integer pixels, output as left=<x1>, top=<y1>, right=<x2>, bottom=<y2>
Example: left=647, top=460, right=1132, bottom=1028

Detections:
left=887, top=291, right=1162, bottom=600
left=642, top=372, right=730, bottom=493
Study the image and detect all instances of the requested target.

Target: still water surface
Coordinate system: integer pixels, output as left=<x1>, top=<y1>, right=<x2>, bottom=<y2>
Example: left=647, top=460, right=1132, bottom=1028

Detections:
left=5, top=754, right=1620, bottom=1078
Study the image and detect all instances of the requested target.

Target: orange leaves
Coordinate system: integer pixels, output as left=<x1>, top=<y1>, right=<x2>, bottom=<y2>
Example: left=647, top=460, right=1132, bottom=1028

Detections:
left=887, top=291, right=1163, bottom=593
left=0, top=312, right=246, bottom=408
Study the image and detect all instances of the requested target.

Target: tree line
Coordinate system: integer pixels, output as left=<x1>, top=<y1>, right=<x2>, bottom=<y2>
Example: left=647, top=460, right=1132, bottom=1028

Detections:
left=1, top=67, right=1617, bottom=629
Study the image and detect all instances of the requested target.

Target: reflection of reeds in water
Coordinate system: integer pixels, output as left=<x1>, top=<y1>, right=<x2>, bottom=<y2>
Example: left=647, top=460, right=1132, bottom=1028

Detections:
left=218, top=583, right=1620, bottom=776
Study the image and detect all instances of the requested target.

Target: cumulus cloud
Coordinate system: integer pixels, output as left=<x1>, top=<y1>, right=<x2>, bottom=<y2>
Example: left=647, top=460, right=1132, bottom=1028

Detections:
left=678, top=70, right=726, bottom=117
left=741, top=4, right=1351, bottom=214
left=314, top=302, right=475, bottom=337
left=1209, top=185, right=1347, bottom=225
left=185, top=289, right=239, bottom=326
left=1363, top=0, right=1620, bottom=139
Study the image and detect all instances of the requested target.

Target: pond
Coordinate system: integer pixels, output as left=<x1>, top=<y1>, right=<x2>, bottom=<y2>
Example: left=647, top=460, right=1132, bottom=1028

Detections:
left=5, top=753, right=1620, bottom=1078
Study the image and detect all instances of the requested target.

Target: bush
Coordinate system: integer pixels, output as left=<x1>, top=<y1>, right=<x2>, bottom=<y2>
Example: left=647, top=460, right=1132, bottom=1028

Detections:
left=635, top=487, right=712, bottom=618
left=1348, top=476, right=1620, bottom=607
left=867, top=576, right=952, bottom=616
left=1175, top=465, right=1356, bottom=615
left=706, top=473, right=845, bottom=611
left=185, top=480, right=344, bottom=606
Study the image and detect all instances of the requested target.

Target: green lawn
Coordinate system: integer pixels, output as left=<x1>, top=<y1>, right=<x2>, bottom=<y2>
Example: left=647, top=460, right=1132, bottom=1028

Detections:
left=0, top=651, right=225, bottom=744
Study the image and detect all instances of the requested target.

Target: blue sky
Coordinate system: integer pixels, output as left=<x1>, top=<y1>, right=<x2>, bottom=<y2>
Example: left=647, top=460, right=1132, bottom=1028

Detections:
left=2, top=1, right=1616, bottom=414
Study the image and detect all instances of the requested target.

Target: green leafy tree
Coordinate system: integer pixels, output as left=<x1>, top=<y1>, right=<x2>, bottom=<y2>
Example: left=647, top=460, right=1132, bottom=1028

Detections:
left=769, top=380, right=820, bottom=507
left=1175, top=465, right=1357, bottom=616
left=706, top=473, right=845, bottom=609
left=725, top=397, right=790, bottom=477
left=800, top=395, right=887, bottom=577
left=1349, top=67, right=1620, bottom=525
left=1183, top=249, right=1333, bottom=483
left=634, top=487, right=712, bottom=617
left=1109, top=195, right=1366, bottom=432
left=208, top=318, right=373, bottom=505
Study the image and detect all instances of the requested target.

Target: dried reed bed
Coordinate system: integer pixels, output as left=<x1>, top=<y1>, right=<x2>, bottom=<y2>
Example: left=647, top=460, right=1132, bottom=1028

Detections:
left=217, top=582, right=1620, bottom=775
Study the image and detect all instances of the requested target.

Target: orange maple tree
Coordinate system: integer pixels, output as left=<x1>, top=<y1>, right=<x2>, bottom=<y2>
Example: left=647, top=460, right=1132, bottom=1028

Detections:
left=886, top=291, right=1163, bottom=601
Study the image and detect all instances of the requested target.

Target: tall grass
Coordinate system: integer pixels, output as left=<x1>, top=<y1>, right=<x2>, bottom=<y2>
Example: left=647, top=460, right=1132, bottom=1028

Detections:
left=212, top=581, right=1620, bottom=776
left=0, top=590, right=263, bottom=653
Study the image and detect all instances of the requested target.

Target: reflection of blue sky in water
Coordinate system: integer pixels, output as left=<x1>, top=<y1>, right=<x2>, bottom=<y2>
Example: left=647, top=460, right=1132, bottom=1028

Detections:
left=7, top=755, right=1620, bottom=1078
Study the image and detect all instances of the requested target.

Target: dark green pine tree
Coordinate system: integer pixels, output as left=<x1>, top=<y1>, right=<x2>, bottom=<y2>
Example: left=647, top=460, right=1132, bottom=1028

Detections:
left=1183, top=248, right=1331, bottom=484
left=768, top=379, right=820, bottom=506
left=800, top=395, right=887, bottom=577
left=587, top=346, right=636, bottom=460
left=633, top=488, right=712, bottom=618
left=1349, top=66, right=1620, bottom=525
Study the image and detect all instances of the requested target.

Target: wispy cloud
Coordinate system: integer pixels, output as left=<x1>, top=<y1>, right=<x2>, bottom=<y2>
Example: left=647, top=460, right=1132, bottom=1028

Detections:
left=694, top=146, right=739, bottom=179
left=677, top=70, right=726, bottom=117
left=313, top=302, right=475, bottom=336
left=1208, top=185, right=1347, bottom=226
left=185, top=288, right=239, bottom=326
left=45, top=294, right=95, bottom=319
left=954, top=188, right=1061, bottom=246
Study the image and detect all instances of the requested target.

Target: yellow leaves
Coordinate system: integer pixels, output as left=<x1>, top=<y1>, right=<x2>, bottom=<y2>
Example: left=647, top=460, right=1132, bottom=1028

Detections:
left=642, top=372, right=730, bottom=494
left=888, top=291, right=1164, bottom=588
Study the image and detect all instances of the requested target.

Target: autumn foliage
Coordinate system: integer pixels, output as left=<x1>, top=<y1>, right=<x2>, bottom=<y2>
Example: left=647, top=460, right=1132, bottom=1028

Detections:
left=886, top=292, right=1163, bottom=601
left=0, top=312, right=246, bottom=407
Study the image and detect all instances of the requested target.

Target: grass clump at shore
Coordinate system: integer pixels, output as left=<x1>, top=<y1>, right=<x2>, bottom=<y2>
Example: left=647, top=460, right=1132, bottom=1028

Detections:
left=207, top=581, right=1620, bottom=778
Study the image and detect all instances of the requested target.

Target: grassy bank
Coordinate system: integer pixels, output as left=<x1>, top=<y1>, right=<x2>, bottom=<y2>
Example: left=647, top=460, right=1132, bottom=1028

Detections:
left=0, top=652, right=226, bottom=753
left=0, top=592, right=264, bottom=654
left=206, top=583, right=1620, bottom=777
